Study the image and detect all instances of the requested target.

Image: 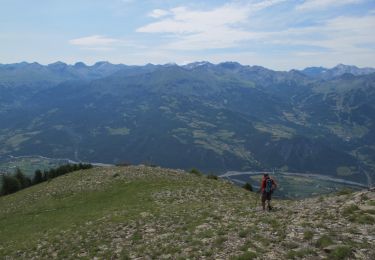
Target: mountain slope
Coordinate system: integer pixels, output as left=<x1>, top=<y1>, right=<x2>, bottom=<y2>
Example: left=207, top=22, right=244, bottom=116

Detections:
left=301, top=64, right=375, bottom=79
left=0, top=166, right=374, bottom=259
left=0, top=61, right=129, bottom=87
left=0, top=62, right=374, bottom=184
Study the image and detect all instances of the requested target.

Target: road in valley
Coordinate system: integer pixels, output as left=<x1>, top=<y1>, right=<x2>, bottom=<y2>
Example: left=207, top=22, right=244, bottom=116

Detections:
left=219, top=171, right=368, bottom=188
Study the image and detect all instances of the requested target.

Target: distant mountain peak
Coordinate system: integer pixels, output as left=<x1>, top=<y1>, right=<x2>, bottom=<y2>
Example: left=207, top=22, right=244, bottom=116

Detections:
left=183, top=61, right=213, bottom=69
left=301, top=64, right=375, bottom=79
left=48, top=61, right=68, bottom=68
left=334, top=63, right=355, bottom=68
left=74, top=62, right=87, bottom=68
left=93, top=61, right=111, bottom=67
left=49, top=61, right=66, bottom=65
left=218, top=61, right=242, bottom=69
left=333, top=63, right=358, bottom=70
left=163, top=62, right=178, bottom=67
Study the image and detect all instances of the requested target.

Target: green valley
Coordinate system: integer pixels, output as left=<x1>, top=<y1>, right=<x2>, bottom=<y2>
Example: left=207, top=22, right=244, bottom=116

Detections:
left=0, top=62, right=374, bottom=187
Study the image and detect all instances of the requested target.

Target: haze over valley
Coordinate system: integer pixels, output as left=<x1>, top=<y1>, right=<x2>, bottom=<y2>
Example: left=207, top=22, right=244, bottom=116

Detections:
left=1, top=61, right=375, bottom=188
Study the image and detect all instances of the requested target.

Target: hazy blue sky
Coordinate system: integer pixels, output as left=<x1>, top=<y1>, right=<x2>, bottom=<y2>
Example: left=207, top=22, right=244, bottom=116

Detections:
left=1, top=0, right=374, bottom=70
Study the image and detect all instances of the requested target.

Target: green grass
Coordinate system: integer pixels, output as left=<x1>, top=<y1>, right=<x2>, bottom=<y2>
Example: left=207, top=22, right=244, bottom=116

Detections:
left=253, top=234, right=270, bottom=247
left=131, top=231, right=143, bottom=242
left=282, top=241, right=299, bottom=249
left=343, top=204, right=359, bottom=215
left=238, top=229, right=250, bottom=238
left=262, top=216, right=281, bottom=229
left=329, top=246, right=353, bottom=260
left=0, top=166, right=262, bottom=258
left=239, top=240, right=254, bottom=251
left=286, top=248, right=316, bottom=259
left=353, top=214, right=375, bottom=224
left=364, top=208, right=375, bottom=214
left=342, top=204, right=375, bottom=224
left=214, top=236, right=227, bottom=246
left=316, top=235, right=334, bottom=248
left=303, top=230, right=314, bottom=240
left=1, top=172, right=158, bottom=249
left=0, top=179, right=157, bottom=254
left=232, top=251, right=257, bottom=260
left=336, top=188, right=354, bottom=195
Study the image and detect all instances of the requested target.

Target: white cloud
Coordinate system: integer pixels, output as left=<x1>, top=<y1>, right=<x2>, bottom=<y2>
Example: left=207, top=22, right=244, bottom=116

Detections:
left=296, top=0, right=362, bottom=11
left=67, top=1, right=374, bottom=69
left=236, top=13, right=375, bottom=69
left=269, top=14, right=375, bottom=52
left=137, top=5, right=250, bottom=34
left=69, top=35, right=119, bottom=46
left=81, top=47, right=115, bottom=51
left=149, top=9, right=170, bottom=18
left=165, top=28, right=262, bottom=50
left=136, top=1, right=284, bottom=50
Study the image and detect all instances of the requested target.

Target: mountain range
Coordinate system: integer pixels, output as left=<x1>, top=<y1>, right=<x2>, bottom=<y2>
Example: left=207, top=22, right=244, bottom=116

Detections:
left=0, top=61, right=374, bottom=185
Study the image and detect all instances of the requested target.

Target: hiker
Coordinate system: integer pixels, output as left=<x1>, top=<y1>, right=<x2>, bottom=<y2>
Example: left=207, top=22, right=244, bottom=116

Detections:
left=258, top=173, right=277, bottom=211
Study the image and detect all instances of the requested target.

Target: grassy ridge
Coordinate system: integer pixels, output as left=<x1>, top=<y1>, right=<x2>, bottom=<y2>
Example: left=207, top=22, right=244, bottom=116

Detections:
left=0, top=166, right=374, bottom=259
left=0, top=166, right=256, bottom=258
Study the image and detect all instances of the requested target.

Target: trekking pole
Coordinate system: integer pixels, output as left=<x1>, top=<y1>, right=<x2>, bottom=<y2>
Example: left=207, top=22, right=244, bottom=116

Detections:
left=254, top=191, right=260, bottom=209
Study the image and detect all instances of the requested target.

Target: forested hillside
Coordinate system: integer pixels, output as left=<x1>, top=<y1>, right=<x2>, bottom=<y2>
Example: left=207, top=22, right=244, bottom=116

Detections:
left=1, top=62, right=374, bottom=185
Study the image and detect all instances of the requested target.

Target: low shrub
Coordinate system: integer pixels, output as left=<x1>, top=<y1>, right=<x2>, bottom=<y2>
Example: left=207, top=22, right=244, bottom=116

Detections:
left=242, top=182, right=253, bottom=192
left=190, top=168, right=202, bottom=176
left=238, top=229, right=249, bottom=238
left=1, top=175, right=21, bottom=195
left=207, top=174, right=218, bottom=180
left=336, top=188, right=353, bottom=196
left=1, top=163, right=93, bottom=197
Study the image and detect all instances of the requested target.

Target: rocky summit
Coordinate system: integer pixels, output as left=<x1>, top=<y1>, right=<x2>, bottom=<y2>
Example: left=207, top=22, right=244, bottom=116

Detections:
left=0, top=166, right=374, bottom=259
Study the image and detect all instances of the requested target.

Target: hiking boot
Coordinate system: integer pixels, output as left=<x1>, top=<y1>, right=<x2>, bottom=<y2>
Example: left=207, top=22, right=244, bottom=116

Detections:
left=268, top=205, right=272, bottom=211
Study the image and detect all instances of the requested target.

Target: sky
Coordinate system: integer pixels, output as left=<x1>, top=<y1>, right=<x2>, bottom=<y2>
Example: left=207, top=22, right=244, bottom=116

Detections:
left=1, top=0, right=375, bottom=70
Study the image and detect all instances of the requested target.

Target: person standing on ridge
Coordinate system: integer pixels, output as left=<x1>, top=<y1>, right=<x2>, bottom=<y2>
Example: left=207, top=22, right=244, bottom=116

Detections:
left=258, top=173, right=277, bottom=211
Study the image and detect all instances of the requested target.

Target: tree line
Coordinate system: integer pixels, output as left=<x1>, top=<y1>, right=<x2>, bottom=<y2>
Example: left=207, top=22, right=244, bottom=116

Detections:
left=0, top=163, right=93, bottom=196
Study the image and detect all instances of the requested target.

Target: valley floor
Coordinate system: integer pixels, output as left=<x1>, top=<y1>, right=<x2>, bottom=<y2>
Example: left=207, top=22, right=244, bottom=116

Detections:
left=0, top=166, right=374, bottom=259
